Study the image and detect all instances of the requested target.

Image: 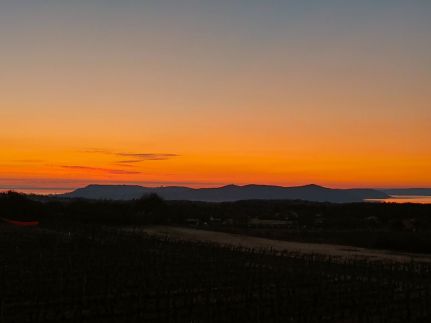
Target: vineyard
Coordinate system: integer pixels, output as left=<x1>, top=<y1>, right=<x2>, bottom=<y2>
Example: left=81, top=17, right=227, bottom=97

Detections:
left=1, top=223, right=431, bottom=322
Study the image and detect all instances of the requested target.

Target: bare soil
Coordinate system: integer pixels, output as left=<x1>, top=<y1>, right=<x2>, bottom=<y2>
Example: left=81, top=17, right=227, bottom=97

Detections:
left=128, top=225, right=431, bottom=263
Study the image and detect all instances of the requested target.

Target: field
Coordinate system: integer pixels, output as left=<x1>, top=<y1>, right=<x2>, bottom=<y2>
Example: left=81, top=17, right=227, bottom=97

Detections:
left=1, top=222, right=431, bottom=323
left=2, top=192, right=431, bottom=322
left=137, top=226, right=431, bottom=263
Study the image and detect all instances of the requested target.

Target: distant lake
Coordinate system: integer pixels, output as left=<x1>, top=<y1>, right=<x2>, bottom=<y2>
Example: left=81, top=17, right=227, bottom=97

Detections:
left=366, top=195, right=431, bottom=204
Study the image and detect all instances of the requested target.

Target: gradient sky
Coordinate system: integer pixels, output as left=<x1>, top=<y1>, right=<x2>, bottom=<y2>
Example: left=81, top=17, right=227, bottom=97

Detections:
left=1, top=0, right=430, bottom=191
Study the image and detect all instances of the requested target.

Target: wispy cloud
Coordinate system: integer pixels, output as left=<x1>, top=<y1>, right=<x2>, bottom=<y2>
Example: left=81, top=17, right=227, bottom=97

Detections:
left=114, top=160, right=142, bottom=165
left=83, top=149, right=179, bottom=162
left=61, top=165, right=141, bottom=175
left=116, top=153, right=179, bottom=161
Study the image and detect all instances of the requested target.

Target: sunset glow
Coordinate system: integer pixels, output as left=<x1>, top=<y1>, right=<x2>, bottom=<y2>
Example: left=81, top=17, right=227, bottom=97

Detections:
left=1, top=1, right=430, bottom=192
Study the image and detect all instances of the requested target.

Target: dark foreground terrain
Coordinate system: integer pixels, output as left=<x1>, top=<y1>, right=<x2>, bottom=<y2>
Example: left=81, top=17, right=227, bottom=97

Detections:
left=1, top=223, right=431, bottom=323
left=2, top=191, right=431, bottom=322
left=3, top=190, right=431, bottom=253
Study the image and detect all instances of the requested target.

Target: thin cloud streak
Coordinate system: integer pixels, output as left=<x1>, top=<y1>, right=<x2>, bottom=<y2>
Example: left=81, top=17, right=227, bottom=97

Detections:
left=116, top=153, right=179, bottom=161
left=117, top=160, right=142, bottom=163
left=83, top=149, right=180, bottom=162
left=61, top=165, right=141, bottom=175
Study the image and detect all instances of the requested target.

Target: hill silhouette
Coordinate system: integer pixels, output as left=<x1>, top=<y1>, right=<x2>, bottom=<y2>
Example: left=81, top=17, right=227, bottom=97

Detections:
left=381, top=188, right=431, bottom=196
left=61, top=184, right=389, bottom=203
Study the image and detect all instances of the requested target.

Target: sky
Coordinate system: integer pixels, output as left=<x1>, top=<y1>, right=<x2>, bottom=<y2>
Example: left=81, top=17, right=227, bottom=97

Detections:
left=1, top=0, right=430, bottom=191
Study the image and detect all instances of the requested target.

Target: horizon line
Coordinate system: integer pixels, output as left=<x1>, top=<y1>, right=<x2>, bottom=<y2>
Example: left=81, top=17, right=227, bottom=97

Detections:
left=2, top=182, right=431, bottom=193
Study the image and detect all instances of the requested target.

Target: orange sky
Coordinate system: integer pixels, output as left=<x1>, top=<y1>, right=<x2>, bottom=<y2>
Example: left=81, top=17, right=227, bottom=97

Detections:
left=1, top=1, right=430, bottom=191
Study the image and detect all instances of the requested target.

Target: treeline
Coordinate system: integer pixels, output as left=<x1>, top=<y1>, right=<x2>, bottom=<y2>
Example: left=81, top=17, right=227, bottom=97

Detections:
left=2, top=191, right=431, bottom=252
left=0, top=191, right=167, bottom=226
left=1, top=191, right=430, bottom=228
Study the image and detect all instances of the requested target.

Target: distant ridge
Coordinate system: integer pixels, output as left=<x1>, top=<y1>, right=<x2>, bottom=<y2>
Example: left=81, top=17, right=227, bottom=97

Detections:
left=381, top=188, right=431, bottom=196
left=60, top=184, right=389, bottom=203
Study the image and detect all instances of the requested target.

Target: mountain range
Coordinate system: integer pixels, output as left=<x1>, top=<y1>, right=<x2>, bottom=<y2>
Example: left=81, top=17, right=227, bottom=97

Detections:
left=61, top=184, right=391, bottom=203
left=380, top=188, right=431, bottom=196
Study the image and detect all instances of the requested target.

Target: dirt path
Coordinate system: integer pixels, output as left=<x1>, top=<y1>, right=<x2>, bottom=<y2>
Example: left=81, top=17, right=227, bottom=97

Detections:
left=126, top=226, right=431, bottom=263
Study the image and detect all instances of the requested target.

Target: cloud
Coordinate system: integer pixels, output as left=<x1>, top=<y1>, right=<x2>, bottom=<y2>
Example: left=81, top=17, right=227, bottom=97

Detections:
left=116, top=153, right=179, bottom=161
left=117, top=159, right=141, bottom=163
left=61, top=166, right=141, bottom=175
left=83, top=149, right=179, bottom=162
